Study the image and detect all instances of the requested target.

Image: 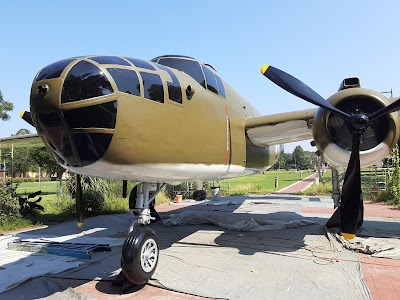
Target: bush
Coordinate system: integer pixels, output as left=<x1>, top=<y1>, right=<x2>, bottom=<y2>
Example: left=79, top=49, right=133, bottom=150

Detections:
left=0, top=183, right=20, bottom=224
left=66, top=175, right=108, bottom=197
left=382, top=145, right=400, bottom=206
left=83, top=189, right=105, bottom=213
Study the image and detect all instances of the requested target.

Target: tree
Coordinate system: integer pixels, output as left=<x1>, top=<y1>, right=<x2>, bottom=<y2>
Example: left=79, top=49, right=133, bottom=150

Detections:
left=11, top=129, right=36, bottom=175
left=29, top=147, right=65, bottom=180
left=0, top=90, right=14, bottom=121
left=292, top=146, right=315, bottom=170
left=292, top=146, right=305, bottom=168
left=273, top=153, right=293, bottom=170
left=13, top=128, right=31, bottom=136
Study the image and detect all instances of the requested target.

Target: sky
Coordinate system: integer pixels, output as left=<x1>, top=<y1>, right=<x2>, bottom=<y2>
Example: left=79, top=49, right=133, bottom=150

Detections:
left=1, top=1, right=399, bottom=153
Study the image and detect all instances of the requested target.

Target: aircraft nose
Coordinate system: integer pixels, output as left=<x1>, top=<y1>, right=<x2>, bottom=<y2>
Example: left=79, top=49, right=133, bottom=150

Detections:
left=31, top=58, right=117, bottom=168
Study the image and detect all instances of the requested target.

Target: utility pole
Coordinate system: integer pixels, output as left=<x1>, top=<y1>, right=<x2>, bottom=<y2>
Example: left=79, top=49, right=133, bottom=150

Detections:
left=11, top=144, right=13, bottom=184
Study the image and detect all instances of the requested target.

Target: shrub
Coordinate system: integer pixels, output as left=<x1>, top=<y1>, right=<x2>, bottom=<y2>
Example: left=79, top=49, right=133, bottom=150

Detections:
left=0, top=183, right=20, bottom=224
left=83, top=189, right=105, bottom=213
left=383, top=146, right=400, bottom=206
left=66, top=175, right=108, bottom=197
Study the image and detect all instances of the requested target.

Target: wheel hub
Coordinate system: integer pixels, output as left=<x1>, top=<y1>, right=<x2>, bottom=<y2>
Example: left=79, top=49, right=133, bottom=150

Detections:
left=140, top=238, right=158, bottom=273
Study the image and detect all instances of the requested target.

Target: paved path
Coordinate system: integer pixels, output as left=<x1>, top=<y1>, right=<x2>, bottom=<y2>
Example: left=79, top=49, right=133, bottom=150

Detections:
left=276, top=173, right=316, bottom=193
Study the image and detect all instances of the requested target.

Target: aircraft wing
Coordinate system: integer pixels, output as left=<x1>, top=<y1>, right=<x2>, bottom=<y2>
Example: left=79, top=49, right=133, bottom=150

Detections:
left=0, top=133, right=43, bottom=148
left=244, top=108, right=317, bottom=146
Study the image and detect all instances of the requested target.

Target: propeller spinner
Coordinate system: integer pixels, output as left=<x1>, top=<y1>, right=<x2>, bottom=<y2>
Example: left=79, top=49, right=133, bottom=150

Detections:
left=261, top=64, right=400, bottom=239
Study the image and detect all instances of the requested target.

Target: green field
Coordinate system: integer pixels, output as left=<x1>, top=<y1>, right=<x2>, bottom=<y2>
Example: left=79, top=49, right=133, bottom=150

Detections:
left=222, top=170, right=316, bottom=195
left=1, top=171, right=314, bottom=232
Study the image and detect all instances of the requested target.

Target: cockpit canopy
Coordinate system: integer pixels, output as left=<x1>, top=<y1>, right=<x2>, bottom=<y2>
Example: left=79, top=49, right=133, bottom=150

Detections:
left=151, top=55, right=226, bottom=98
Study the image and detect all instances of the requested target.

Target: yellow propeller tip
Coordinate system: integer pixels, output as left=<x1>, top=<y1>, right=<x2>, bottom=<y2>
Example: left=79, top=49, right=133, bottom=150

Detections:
left=77, top=222, right=84, bottom=228
left=20, top=111, right=25, bottom=118
left=341, top=233, right=356, bottom=240
left=260, top=64, right=270, bottom=74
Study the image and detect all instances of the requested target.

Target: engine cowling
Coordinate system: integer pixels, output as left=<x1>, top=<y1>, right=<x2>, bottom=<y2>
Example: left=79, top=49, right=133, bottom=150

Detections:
left=312, top=88, right=400, bottom=168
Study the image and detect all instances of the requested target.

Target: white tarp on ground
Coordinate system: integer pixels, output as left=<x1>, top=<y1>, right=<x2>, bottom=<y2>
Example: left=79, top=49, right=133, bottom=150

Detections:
left=0, top=245, right=83, bottom=293
left=0, top=233, right=124, bottom=294
left=150, top=225, right=371, bottom=300
left=327, top=228, right=400, bottom=260
left=163, top=210, right=315, bottom=231
left=1, top=194, right=387, bottom=300
left=0, top=215, right=129, bottom=294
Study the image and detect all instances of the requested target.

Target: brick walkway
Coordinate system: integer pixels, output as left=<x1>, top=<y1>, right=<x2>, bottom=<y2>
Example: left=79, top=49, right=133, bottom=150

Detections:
left=359, top=255, right=400, bottom=300
left=276, top=173, right=316, bottom=193
left=302, top=201, right=400, bottom=219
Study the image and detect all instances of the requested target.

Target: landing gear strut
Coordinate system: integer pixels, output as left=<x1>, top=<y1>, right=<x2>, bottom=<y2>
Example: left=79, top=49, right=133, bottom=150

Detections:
left=117, top=183, right=165, bottom=290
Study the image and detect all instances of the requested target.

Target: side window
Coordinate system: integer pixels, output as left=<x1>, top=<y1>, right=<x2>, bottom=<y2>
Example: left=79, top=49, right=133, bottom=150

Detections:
left=107, top=68, right=141, bottom=96
left=156, top=64, right=182, bottom=104
left=140, top=72, right=164, bottom=103
left=215, top=75, right=226, bottom=98
left=202, top=66, right=218, bottom=95
left=157, top=58, right=206, bottom=88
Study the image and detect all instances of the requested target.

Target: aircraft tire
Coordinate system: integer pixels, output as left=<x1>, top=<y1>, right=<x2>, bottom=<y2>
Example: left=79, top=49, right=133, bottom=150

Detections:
left=121, top=226, right=159, bottom=285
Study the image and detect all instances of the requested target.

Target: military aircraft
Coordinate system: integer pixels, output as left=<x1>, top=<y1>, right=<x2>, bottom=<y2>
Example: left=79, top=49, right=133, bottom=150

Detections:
left=1, top=54, right=400, bottom=287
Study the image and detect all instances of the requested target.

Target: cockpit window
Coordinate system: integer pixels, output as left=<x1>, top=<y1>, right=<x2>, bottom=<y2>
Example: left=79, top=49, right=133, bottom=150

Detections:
left=156, top=64, right=182, bottom=103
left=155, top=58, right=206, bottom=88
left=107, top=68, right=141, bottom=96
left=62, top=61, right=114, bottom=103
left=215, top=75, right=226, bottom=98
left=140, top=72, right=164, bottom=103
left=125, top=58, right=156, bottom=70
left=36, top=59, right=74, bottom=81
left=202, top=65, right=226, bottom=98
left=202, top=65, right=218, bottom=95
left=89, top=56, right=130, bottom=66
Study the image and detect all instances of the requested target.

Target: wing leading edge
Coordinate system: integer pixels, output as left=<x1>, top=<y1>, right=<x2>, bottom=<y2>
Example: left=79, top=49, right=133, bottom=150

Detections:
left=245, top=108, right=316, bottom=146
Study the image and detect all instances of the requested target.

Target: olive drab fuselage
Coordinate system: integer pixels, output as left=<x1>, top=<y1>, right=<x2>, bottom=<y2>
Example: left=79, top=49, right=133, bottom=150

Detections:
left=30, top=55, right=282, bottom=184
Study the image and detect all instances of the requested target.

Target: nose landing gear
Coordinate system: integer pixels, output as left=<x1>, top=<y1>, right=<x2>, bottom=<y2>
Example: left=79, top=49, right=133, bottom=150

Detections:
left=121, top=226, right=159, bottom=285
left=115, top=182, right=165, bottom=292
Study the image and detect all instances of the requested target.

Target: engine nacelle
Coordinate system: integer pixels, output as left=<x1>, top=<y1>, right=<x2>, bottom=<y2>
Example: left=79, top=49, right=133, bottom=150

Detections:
left=312, top=88, right=400, bottom=168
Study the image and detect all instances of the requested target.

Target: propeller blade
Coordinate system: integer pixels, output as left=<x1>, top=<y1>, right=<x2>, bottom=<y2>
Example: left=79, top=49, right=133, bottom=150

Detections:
left=261, top=65, right=350, bottom=120
left=76, top=174, right=84, bottom=228
left=338, top=133, right=363, bottom=239
left=20, top=111, right=34, bottom=127
left=369, top=97, right=400, bottom=120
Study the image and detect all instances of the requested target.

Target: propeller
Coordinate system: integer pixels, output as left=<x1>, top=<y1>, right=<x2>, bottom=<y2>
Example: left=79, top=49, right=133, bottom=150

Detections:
left=76, top=173, right=84, bottom=228
left=369, top=97, right=400, bottom=120
left=260, top=64, right=394, bottom=239
left=20, top=111, right=34, bottom=127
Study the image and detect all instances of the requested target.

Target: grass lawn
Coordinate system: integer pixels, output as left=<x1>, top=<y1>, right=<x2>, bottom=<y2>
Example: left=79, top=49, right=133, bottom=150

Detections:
left=1, top=171, right=313, bottom=232
left=1, top=181, right=130, bottom=232
left=225, top=170, right=315, bottom=195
